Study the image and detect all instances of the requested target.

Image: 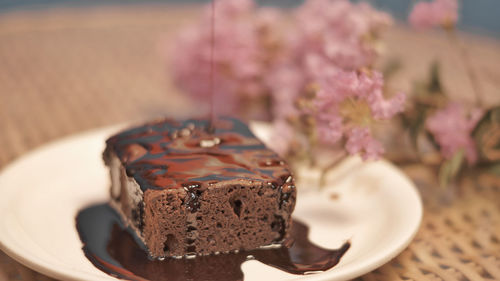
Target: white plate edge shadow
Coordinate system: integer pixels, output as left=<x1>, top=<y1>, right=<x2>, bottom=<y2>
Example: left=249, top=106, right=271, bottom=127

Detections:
left=0, top=122, right=423, bottom=281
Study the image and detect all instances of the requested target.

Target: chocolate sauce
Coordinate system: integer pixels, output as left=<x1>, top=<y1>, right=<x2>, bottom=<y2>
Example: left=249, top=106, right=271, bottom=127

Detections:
left=104, top=118, right=292, bottom=192
left=76, top=204, right=350, bottom=281
left=209, top=0, right=216, bottom=131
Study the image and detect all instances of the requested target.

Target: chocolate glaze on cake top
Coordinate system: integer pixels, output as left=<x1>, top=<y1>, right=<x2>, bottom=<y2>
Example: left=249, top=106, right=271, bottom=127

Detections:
left=104, top=117, right=290, bottom=191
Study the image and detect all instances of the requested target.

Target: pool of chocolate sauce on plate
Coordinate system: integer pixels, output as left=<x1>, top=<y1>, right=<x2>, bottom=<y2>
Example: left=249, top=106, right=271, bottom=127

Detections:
left=76, top=204, right=350, bottom=281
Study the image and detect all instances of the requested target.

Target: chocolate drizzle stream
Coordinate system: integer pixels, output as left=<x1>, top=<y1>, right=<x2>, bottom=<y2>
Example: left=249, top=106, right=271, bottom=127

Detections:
left=209, top=0, right=216, bottom=132
left=76, top=204, right=350, bottom=281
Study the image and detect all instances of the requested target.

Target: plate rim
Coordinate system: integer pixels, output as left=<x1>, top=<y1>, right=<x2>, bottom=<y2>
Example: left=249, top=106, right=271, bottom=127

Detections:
left=0, top=126, right=124, bottom=281
left=0, top=124, right=423, bottom=281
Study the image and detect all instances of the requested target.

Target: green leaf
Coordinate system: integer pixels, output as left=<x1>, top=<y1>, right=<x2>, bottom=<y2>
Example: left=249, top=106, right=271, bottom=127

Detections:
left=472, top=106, right=500, bottom=161
left=382, top=58, right=402, bottom=81
left=428, top=61, right=444, bottom=96
left=473, top=106, right=500, bottom=134
left=408, top=108, right=427, bottom=151
left=487, top=163, right=500, bottom=176
left=438, top=150, right=465, bottom=188
left=411, top=80, right=427, bottom=97
left=404, top=61, right=450, bottom=157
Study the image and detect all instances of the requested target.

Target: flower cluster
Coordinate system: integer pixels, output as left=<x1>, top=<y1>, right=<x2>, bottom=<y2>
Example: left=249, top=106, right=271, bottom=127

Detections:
left=172, top=0, right=405, bottom=161
left=313, top=70, right=406, bottom=160
left=171, top=0, right=283, bottom=116
left=269, top=68, right=406, bottom=161
left=404, top=0, right=496, bottom=186
left=409, top=0, right=458, bottom=30
left=267, top=0, right=402, bottom=160
left=426, top=103, right=482, bottom=164
left=169, top=0, right=496, bottom=188
left=293, top=0, right=393, bottom=71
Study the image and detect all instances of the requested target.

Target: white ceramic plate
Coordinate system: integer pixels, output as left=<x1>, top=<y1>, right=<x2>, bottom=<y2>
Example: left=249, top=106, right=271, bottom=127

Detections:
left=0, top=124, right=422, bottom=281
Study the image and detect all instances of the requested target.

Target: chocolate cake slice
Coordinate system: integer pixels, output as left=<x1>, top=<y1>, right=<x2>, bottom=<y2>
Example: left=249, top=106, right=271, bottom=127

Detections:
left=103, top=117, right=296, bottom=258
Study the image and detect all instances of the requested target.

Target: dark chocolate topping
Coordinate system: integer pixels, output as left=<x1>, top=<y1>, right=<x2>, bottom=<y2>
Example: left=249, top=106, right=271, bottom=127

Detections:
left=76, top=204, right=350, bottom=281
left=105, top=117, right=291, bottom=191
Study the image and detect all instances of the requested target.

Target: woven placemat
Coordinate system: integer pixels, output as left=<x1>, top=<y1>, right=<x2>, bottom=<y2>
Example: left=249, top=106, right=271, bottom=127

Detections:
left=0, top=4, right=499, bottom=281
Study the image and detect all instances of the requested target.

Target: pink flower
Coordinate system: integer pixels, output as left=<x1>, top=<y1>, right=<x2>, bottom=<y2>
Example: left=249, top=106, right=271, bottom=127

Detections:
left=315, top=70, right=405, bottom=121
left=171, top=0, right=283, bottom=115
left=172, top=25, right=257, bottom=114
left=293, top=0, right=392, bottom=71
left=345, top=127, right=385, bottom=160
left=312, top=69, right=405, bottom=159
left=364, top=73, right=407, bottom=120
left=255, top=7, right=282, bottom=28
left=426, top=102, right=482, bottom=164
left=304, top=54, right=338, bottom=81
left=317, top=114, right=344, bottom=145
left=262, top=1, right=401, bottom=161
left=266, top=64, right=305, bottom=120
left=268, top=119, right=295, bottom=157
left=202, top=0, right=254, bottom=20
left=409, top=0, right=459, bottom=30
left=267, top=0, right=395, bottom=132
left=322, top=38, right=376, bottom=72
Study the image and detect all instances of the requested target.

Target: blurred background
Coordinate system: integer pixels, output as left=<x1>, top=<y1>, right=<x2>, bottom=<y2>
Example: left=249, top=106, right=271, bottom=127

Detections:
left=0, top=0, right=499, bottom=280
left=0, top=0, right=499, bottom=36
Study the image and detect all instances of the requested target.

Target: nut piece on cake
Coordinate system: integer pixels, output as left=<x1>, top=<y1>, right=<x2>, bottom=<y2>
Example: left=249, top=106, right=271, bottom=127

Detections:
left=103, top=117, right=296, bottom=258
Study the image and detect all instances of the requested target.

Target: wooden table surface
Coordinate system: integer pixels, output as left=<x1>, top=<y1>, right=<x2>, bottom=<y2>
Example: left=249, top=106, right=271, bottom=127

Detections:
left=0, top=4, right=499, bottom=281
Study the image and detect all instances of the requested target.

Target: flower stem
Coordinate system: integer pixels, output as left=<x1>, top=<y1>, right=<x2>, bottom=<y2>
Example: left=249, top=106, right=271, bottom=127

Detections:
left=446, top=29, right=484, bottom=107
left=319, top=151, right=348, bottom=189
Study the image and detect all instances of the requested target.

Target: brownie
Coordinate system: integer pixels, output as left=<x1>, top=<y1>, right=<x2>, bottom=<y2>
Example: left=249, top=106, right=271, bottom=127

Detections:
left=103, top=117, right=296, bottom=258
